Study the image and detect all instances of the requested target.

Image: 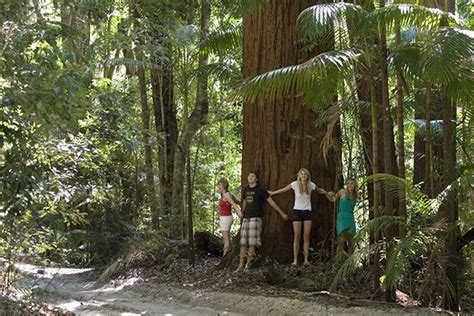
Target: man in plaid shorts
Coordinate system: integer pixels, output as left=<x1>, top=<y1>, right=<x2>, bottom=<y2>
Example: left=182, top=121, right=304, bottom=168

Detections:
left=236, top=171, right=288, bottom=272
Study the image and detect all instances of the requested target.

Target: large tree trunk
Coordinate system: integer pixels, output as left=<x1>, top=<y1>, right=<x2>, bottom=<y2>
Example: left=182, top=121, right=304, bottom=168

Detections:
left=171, top=0, right=211, bottom=237
left=242, top=0, right=340, bottom=263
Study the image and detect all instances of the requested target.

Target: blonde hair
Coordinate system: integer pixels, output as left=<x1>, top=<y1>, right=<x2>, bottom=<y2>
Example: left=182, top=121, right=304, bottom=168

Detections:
left=297, top=168, right=311, bottom=195
left=345, top=179, right=359, bottom=200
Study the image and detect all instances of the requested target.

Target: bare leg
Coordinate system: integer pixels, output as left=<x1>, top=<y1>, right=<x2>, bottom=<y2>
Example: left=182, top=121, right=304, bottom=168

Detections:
left=347, top=235, right=354, bottom=255
left=303, top=220, right=312, bottom=265
left=236, top=245, right=247, bottom=272
left=222, top=231, right=230, bottom=256
left=292, top=221, right=302, bottom=265
left=245, top=245, right=256, bottom=270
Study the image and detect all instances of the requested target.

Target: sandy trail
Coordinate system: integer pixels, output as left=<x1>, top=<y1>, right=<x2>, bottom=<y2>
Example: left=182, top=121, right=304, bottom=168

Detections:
left=13, top=264, right=237, bottom=315
left=12, top=264, right=444, bottom=315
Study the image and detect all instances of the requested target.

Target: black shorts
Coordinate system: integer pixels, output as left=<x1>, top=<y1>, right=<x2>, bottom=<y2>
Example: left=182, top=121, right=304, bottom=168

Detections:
left=292, top=209, right=312, bottom=222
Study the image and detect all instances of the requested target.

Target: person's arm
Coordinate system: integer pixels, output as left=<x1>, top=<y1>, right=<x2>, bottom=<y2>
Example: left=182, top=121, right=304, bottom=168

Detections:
left=316, top=187, right=327, bottom=194
left=324, top=190, right=342, bottom=202
left=240, top=199, right=247, bottom=219
left=266, top=197, right=289, bottom=221
left=224, top=192, right=242, bottom=218
left=268, top=183, right=292, bottom=196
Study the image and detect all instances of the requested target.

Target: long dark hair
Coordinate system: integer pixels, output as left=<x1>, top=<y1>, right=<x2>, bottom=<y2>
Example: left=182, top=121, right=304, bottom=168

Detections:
left=218, top=178, right=229, bottom=193
left=218, top=178, right=240, bottom=204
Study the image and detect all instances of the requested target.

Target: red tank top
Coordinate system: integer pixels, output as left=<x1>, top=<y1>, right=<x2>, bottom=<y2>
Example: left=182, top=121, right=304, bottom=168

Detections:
left=219, top=198, right=232, bottom=216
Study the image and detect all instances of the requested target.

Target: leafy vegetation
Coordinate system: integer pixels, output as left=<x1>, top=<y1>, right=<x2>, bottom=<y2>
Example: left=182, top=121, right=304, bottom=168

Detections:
left=0, top=0, right=472, bottom=313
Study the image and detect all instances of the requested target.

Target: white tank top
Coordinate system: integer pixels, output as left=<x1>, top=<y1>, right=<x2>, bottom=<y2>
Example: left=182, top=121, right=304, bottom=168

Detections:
left=291, top=181, right=317, bottom=210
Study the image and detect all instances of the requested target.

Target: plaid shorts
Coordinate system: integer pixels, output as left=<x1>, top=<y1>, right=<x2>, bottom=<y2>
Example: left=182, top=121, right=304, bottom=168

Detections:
left=240, top=217, right=262, bottom=247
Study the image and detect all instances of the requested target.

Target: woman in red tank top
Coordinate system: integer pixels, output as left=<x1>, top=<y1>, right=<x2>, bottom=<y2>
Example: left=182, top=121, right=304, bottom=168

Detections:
left=217, top=178, right=242, bottom=256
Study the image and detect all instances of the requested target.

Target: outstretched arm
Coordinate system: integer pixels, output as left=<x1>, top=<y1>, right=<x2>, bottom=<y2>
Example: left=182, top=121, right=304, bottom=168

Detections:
left=316, top=187, right=327, bottom=194
left=224, top=192, right=242, bottom=218
left=268, top=183, right=292, bottom=196
left=324, top=190, right=342, bottom=202
left=266, top=197, right=289, bottom=221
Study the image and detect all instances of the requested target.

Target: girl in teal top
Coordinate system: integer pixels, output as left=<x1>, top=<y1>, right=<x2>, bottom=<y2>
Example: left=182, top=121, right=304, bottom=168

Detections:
left=323, top=179, right=358, bottom=254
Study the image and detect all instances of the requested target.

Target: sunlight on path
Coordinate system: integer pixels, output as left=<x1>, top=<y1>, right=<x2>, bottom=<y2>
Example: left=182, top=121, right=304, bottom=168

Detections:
left=13, top=264, right=237, bottom=315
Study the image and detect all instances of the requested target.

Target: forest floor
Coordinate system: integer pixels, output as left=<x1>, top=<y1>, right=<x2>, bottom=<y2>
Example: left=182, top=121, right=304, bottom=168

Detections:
left=4, top=254, right=469, bottom=315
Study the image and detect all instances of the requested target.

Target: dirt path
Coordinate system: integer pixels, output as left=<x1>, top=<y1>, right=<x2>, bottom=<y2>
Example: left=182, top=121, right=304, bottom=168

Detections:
left=12, top=264, right=445, bottom=315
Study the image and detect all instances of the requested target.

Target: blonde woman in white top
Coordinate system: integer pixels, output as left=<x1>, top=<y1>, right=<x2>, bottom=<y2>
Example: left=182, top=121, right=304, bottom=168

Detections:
left=269, top=168, right=325, bottom=265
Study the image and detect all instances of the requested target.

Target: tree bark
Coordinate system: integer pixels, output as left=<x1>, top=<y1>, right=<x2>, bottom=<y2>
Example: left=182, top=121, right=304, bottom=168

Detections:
left=439, top=95, right=458, bottom=311
left=370, top=84, right=382, bottom=294
left=137, top=64, right=159, bottom=227
left=130, top=0, right=159, bottom=227
left=171, top=0, right=211, bottom=237
left=242, top=0, right=340, bottom=263
left=151, top=64, right=178, bottom=217
left=424, top=84, right=434, bottom=197
left=378, top=3, right=396, bottom=301
left=187, top=154, right=195, bottom=264
left=439, top=1, right=458, bottom=309
left=395, top=23, right=406, bottom=239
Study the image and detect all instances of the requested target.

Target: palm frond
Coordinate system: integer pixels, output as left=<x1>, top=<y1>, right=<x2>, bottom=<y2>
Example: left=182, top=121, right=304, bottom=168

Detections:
left=106, top=58, right=144, bottom=72
left=436, top=167, right=474, bottom=206
left=367, top=174, right=434, bottom=217
left=357, top=215, right=403, bottom=237
left=202, top=26, right=242, bottom=55
left=388, top=43, right=422, bottom=75
left=242, top=49, right=360, bottom=103
left=197, top=62, right=242, bottom=84
left=355, top=4, right=457, bottom=37
left=421, top=28, right=474, bottom=101
left=297, top=3, right=367, bottom=45
left=384, top=235, right=423, bottom=292
left=330, top=242, right=381, bottom=290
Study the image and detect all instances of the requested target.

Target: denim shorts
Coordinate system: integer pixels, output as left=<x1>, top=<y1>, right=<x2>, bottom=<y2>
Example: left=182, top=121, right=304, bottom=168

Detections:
left=292, top=209, right=312, bottom=222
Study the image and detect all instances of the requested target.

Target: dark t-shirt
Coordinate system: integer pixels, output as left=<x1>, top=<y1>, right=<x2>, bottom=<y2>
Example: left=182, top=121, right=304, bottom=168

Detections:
left=243, top=185, right=269, bottom=218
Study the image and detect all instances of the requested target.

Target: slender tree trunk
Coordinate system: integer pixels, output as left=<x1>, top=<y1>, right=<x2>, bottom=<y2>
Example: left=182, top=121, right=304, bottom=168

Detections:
left=424, top=84, right=433, bottom=197
left=439, top=1, right=458, bottom=308
left=370, top=84, right=382, bottom=293
left=137, top=65, right=159, bottom=227
left=187, top=154, right=195, bottom=264
left=151, top=64, right=178, bottom=218
left=129, top=0, right=159, bottom=227
left=395, top=23, right=406, bottom=239
left=440, top=95, right=458, bottom=311
left=378, top=3, right=396, bottom=301
left=171, top=0, right=211, bottom=237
